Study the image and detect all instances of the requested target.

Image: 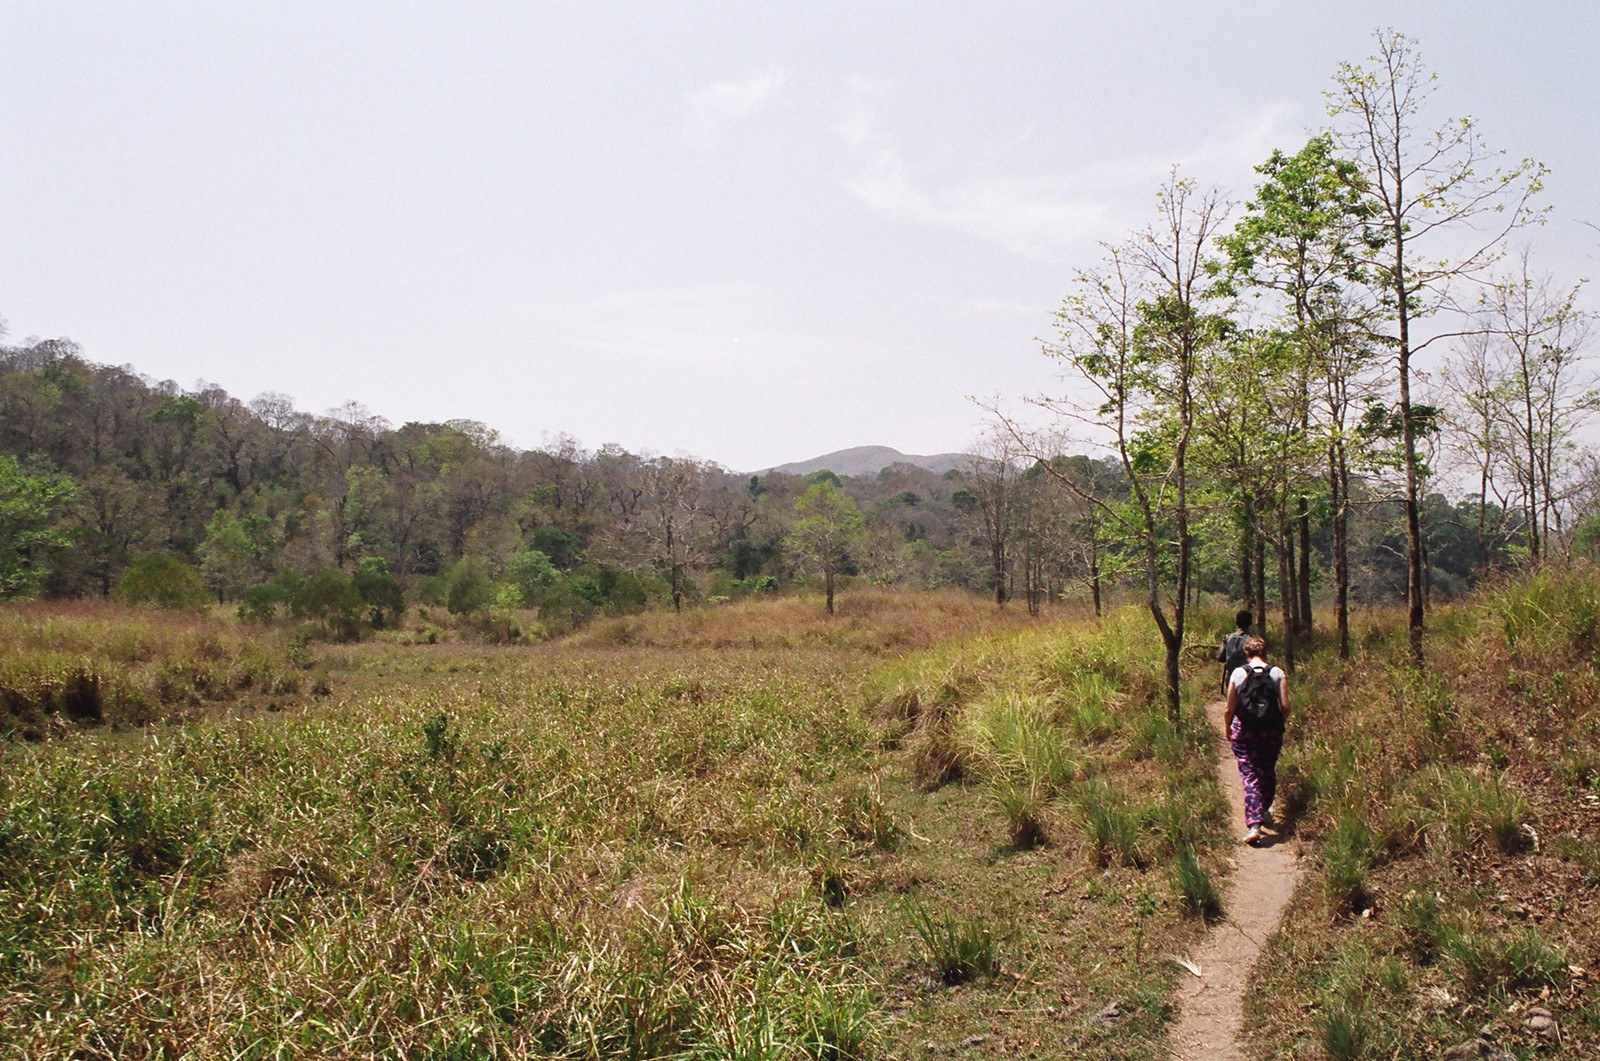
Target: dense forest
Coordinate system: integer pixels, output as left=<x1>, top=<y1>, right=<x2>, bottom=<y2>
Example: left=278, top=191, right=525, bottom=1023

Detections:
left=2, top=31, right=1596, bottom=669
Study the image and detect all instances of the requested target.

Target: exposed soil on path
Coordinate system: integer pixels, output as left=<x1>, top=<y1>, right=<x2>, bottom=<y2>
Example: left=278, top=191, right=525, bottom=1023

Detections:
left=1169, top=700, right=1305, bottom=1060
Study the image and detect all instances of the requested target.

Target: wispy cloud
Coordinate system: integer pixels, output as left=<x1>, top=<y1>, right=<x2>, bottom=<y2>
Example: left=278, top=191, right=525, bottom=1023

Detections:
left=845, top=148, right=1115, bottom=260
left=834, top=78, right=1301, bottom=260
left=683, top=67, right=787, bottom=151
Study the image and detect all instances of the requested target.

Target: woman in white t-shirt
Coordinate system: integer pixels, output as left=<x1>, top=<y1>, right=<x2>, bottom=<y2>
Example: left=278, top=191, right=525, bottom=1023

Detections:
left=1223, top=635, right=1288, bottom=845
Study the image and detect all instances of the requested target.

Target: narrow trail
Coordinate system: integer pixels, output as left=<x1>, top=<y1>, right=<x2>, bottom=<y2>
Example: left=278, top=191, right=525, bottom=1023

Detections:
left=1169, top=699, right=1304, bottom=1060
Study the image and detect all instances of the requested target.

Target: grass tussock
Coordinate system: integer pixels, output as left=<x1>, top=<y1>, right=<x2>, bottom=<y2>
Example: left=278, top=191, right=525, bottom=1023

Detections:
left=1244, top=562, right=1600, bottom=1057
left=907, top=901, right=1001, bottom=984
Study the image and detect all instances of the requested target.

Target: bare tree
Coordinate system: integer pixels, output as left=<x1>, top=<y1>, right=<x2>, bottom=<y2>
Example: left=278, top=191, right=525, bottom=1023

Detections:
left=1444, top=253, right=1596, bottom=562
left=963, top=428, right=1026, bottom=605
left=1326, top=28, right=1546, bottom=660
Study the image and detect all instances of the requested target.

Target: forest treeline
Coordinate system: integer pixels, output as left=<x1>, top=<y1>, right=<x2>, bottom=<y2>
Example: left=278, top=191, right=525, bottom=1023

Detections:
left=2, top=30, right=1596, bottom=654
left=0, top=325, right=1585, bottom=636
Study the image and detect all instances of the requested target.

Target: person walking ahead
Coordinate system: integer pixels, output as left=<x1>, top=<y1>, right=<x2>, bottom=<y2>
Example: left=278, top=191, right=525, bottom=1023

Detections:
left=1216, top=609, right=1252, bottom=695
left=1223, top=635, right=1287, bottom=845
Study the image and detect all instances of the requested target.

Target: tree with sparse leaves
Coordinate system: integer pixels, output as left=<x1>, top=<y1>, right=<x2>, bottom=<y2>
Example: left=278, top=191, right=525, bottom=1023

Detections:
left=1326, top=28, right=1546, bottom=660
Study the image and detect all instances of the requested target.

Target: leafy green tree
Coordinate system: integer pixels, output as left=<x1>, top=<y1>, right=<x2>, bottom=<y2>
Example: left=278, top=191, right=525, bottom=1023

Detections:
left=113, top=552, right=210, bottom=610
left=197, top=508, right=262, bottom=601
left=1217, top=134, right=1379, bottom=658
left=290, top=570, right=365, bottom=639
left=0, top=455, right=76, bottom=598
left=73, top=467, right=161, bottom=597
left=531, top=526, right=583, bottom=570
left=1038, top=172, right=1230, bottom=718
left=353, top=556, right=405, bottom=628
left=788, top=481, right=866, bottom=614
left=504, top=549, right=559, bottom=606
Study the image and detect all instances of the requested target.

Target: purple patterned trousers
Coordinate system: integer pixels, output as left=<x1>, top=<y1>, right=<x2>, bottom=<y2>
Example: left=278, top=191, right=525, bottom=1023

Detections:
left=1229, top=718, right=1284, bottom=828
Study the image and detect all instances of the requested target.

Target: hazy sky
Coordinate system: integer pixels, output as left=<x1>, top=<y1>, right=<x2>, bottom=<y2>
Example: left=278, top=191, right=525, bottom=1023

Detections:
left=3, top=3, right=1596, bottom=472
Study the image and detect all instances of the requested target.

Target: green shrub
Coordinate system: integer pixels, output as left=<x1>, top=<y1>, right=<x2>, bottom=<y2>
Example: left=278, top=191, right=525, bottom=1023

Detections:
left=443, top=557, right=495, bottom=616
left=503, top=550, right=559, bottom=606
left=290, top=570, right=365, bottom=639
left=113, top=553, right=210, bottom=610
left=237, top=581, right=288, bottom=623
left=353, top=557, right=405, bottom=627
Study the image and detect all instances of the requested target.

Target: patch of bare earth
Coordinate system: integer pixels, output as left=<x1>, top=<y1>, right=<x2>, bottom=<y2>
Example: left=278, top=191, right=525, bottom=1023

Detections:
left=1169, top=700, right=1304, bottom=1060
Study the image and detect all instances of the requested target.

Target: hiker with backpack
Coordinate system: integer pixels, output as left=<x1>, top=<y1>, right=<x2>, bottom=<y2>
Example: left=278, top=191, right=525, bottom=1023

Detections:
left=1216, top=609, right=1253, bottom=695
left=1223, top=635, right=1287, bottom=845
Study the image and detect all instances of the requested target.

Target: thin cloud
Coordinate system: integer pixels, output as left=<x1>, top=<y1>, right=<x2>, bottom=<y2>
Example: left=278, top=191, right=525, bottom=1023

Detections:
left=683, top=67, right=787, bottom=151
left=836, top=87, right=1303, bottom=260
left=844, top=147, right=1114, bottom=260
left=833, top=74, right=890, bottom=147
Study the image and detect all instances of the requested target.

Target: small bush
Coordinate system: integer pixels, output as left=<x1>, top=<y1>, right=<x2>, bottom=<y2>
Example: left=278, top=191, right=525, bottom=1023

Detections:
left=289, top=570, right=366, bottom=640
left=113, top=553, right=210, bottom=610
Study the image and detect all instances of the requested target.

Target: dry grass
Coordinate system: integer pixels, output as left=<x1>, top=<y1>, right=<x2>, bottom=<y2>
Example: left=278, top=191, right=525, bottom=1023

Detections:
left=1, top=590, right=1234, bottom=1058
left=565, top=587, right=1056, bottom=652
left=0, top=602, right=310, bottom=738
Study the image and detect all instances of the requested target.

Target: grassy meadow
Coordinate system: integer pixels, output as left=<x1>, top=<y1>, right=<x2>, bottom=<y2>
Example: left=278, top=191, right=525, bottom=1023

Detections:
left=5, top=571, right=1597, bottom=1058
left=0, top=589, right=1230, bottom=1059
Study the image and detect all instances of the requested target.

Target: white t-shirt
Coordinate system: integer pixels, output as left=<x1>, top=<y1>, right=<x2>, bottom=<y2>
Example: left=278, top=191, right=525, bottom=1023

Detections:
left=1229, top=663, right=1285, bottom=689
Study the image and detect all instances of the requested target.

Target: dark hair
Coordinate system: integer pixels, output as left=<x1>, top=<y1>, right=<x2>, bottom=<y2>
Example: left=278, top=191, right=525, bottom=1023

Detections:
left=1235, top=609, right=1253, bottom=631
left=1243, top=636, right=1267, bottom=658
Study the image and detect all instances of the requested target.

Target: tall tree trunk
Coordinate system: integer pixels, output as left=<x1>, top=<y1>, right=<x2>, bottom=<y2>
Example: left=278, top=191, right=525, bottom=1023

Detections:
left=1240, top=491, right=1256, bottom=618
left=1089, top=509, right=1103, bottom=617
left=1332, top=443, right=1351, bottom=660
left=1297, top=496, right=1313, bottom=638
left=1254, top=508, right=1268, bottom=642
left=1520, top=347, right=1541, bottom=563
left=1278, top=527, right=1296, bottom=673
left=1285, top=526, right=1301, bottom=648
left=1397, top=250, right=1426, bottom=663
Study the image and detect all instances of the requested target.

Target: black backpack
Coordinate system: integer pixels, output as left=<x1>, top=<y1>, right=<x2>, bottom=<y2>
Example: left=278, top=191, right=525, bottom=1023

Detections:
left=1221, top=632, right=1249, bottom=676
left=1236, top=662, right=1282, bottom=731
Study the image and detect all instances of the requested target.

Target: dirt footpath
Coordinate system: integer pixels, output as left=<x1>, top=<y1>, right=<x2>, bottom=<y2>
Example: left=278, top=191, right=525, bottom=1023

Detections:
left=1168, top=700, right=1304, bottom=1060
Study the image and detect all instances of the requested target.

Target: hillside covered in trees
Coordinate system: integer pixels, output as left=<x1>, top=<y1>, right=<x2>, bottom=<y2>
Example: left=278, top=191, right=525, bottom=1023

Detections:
left=0, top=327, right=1582, bottom=635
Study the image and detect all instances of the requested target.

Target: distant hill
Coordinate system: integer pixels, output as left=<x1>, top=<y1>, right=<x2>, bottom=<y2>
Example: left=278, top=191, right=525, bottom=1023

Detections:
left=760, top=446, right=971, bottom=479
